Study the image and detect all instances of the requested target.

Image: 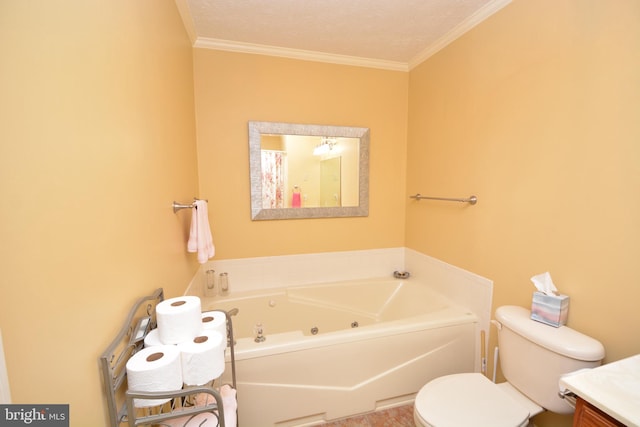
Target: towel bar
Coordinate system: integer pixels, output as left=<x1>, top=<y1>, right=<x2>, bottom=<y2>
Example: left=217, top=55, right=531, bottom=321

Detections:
left=172, top=198, right=208, bottom=213
left=409, top=194, right=477, bottom=205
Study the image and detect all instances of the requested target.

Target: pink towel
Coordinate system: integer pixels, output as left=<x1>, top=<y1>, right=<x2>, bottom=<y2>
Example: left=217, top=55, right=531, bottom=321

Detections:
left=187, top=200, right=215, bottom=264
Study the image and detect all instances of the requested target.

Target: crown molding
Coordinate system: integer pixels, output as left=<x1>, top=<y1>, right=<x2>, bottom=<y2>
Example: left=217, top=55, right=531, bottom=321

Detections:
left=408, top=0, right=512, bottom=70
left=187, top=0, right=511, bottom=72
left=193, top=38, right=409, bottom=72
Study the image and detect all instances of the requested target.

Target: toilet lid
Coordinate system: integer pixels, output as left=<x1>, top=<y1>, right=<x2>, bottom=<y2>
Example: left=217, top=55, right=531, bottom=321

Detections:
left=415, top=373, right=530, bottom=427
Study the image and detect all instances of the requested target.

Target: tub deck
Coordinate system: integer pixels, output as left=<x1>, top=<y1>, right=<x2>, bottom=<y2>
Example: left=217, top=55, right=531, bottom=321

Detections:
left=204, top=277, right=474, bottom=342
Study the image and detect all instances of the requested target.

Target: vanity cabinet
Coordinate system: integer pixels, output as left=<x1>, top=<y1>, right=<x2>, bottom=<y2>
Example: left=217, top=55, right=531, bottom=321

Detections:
left=560, top=354, right=639, bottom=427
left=573, top=397, right=625, bottom=427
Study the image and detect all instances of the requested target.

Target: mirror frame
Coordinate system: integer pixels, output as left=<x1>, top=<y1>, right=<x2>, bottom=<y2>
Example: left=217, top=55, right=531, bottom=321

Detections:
left=249, top=121, right=369, bottom=220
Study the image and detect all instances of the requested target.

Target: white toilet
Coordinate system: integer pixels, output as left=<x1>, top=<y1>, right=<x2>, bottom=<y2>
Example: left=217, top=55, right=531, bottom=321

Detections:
left=413, top=305, right=605, bottom=427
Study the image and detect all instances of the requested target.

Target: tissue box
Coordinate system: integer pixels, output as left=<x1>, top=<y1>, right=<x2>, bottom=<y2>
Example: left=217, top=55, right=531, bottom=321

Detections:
left=531, top=292, right=569, bottom=327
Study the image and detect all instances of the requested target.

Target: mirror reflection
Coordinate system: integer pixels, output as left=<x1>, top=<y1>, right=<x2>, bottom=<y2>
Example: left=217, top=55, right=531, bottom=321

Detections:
left=249, top=122, right=369, bottom=220
left=260, top=134, right=359, bottom=208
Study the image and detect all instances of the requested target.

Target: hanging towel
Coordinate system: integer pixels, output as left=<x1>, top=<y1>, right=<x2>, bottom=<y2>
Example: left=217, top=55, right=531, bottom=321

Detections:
left=187, top=200, right=215, bottom=264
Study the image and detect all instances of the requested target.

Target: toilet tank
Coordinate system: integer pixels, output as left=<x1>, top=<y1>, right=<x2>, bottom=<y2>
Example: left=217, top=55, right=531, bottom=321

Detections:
left=495, top=305, right=604, bottom=414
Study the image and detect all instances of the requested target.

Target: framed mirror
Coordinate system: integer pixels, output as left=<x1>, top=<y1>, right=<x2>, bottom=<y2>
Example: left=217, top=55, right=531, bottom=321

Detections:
left=249, top=121, right=369, bottom=220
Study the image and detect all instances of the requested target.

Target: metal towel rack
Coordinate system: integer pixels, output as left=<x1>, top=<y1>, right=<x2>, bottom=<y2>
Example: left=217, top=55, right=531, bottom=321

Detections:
left=409, top=193, right=478, bottom=205
left=172, top=198, right=208, bottom=213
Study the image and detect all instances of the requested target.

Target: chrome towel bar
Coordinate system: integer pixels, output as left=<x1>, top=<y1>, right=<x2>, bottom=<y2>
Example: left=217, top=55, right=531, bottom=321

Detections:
left=409, top=193, right=478, bottom=205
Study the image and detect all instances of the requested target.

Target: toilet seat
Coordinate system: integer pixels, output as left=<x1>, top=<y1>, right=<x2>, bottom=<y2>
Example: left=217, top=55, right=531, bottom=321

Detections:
left=414, top=373, right=530, bottom=427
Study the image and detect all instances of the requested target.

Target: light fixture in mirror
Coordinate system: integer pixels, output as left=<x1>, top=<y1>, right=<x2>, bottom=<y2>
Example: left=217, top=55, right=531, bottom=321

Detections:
left=249, top=121, right=369, bottom=220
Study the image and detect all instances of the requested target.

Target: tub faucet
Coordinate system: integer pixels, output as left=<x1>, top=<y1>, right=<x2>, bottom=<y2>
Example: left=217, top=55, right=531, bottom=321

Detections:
left=254, top=322, right=266, bottom=343
left=393, top=270, right=411, bottom=279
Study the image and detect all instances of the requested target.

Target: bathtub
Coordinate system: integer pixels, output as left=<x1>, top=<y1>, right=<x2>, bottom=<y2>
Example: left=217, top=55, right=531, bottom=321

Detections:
left=203, top=277, right=478, bottom=426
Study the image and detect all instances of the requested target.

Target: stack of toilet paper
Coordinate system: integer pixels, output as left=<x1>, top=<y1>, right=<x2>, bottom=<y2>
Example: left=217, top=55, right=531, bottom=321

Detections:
left=126, top=296, right=228, bottom=407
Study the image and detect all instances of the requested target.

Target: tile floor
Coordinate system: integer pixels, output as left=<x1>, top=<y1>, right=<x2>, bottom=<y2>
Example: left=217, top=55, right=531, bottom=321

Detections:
left=319, top=405, right=415, bottom=427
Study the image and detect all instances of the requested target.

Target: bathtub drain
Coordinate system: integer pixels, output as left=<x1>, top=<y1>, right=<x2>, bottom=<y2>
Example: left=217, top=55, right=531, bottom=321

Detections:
left=310, top=327, right=319, bottom=335
left=351, top=321, right=359, bottom=328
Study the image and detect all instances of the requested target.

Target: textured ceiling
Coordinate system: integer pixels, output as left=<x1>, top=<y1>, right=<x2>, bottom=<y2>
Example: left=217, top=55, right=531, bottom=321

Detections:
left=177, top=0, right=511, bottom=70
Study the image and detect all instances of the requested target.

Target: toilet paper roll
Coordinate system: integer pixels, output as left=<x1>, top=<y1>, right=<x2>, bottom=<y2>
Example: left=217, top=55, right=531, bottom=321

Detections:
left=143, top=328, right=163, bottom=347
left=126, top=345, right=183, bottom=408
left=178, top=331, right=226, bottom=386
left=156, top=296, right=202, bottom=345
left=200, top=310, right=227, bottom=342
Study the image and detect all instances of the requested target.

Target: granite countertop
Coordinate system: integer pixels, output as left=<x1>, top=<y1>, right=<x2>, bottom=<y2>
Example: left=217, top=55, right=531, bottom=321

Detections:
left=559, top=354, right=640, bottom=426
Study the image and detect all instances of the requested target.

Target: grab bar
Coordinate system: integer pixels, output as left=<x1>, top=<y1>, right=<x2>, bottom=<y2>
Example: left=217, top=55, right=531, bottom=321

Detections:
left=409, top=193, right=477, bottom=205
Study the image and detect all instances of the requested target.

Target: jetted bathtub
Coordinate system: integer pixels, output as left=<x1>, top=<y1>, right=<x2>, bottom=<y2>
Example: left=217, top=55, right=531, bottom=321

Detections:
left=204, top=277, right=478, bottom=426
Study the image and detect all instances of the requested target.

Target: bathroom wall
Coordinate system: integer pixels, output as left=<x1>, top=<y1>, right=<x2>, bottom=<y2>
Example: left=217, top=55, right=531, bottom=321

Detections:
left=192, top=49, right=409, bottom=259
left=406, top=1, right=640, bottom=425
left=0, top=1, right=199, bottom=425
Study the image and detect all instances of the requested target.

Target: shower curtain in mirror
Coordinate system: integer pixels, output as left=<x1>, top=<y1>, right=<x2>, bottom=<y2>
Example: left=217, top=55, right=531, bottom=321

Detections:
left=261, top=150, right=286, bottom=208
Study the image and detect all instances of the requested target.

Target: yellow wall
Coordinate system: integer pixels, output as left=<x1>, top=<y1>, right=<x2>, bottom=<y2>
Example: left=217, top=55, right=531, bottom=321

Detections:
left=193, top=50, right=408, bottom=259
left=0, top=1, right=199, bottom=425
left=406, top=1, right=640, bottom=425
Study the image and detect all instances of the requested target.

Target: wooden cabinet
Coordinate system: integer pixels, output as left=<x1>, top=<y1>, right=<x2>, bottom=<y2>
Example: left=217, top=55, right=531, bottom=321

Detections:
left=573, top=397, right=626, bottom=427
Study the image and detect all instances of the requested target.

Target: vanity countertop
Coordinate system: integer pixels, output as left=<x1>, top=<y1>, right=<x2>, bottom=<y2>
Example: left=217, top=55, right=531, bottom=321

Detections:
left=560, top=354, right=640, bottom=426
